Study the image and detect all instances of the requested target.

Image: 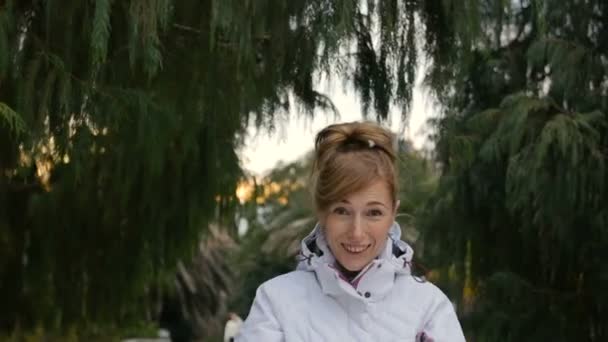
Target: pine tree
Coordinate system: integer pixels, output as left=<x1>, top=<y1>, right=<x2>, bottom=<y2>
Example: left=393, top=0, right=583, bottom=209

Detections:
left=0, top=0, right=433, bottom=335
left=422, top=1, right=608, bottom=340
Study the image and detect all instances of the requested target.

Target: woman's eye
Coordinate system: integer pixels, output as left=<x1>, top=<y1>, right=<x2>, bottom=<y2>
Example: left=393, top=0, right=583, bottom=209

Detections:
left=368, top=209, right=383, bottom=217
left=333, top=207, right=349, bottom=215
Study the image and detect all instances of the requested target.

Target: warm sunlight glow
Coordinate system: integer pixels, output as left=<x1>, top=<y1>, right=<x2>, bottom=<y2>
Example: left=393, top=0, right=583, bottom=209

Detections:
left=236, top=179, right=255, bottom=204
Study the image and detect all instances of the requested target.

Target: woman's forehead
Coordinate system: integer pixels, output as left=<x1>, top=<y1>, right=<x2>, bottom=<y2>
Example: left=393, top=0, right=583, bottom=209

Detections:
left=339, top=181, right=393, bottom=204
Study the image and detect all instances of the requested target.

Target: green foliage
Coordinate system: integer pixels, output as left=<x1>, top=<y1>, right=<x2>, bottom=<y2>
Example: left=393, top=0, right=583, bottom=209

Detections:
left=395, top=141, right=438, bottom=239
left=422, top=0, right=608, bottom=340
left=0, top=102, right=25, bottom=137
left=90, top=0, right=113, bottom=68
left=9, top=0, right=605, bottom=339
left=229, top=224, right=296, bottom=318
left=0, top=0, right=436, bottom=336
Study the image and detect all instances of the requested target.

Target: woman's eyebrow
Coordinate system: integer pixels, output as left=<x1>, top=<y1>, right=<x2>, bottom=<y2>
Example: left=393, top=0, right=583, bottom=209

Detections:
left=367, top=201, right=389, bottom=208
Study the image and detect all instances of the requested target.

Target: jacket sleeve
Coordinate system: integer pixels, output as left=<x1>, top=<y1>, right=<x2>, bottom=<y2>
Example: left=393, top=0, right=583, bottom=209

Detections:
left=421, top=295, right=466, bottom=342
left=235, top=284, right=284, bottom=342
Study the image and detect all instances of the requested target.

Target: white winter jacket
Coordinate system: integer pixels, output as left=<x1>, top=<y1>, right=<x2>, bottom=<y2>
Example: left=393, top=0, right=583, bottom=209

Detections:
left=237, top=223, right=466, bottom=342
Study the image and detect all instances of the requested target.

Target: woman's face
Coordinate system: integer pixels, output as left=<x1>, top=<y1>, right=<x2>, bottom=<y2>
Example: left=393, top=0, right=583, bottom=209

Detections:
left=321, top=180, right=397, bottom=272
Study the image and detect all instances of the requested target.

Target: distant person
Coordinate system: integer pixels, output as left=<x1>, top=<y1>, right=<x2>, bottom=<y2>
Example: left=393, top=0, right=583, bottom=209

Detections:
left=224, top=312, right=243, bottom=342
left=236, top=122, right=465, bottom=341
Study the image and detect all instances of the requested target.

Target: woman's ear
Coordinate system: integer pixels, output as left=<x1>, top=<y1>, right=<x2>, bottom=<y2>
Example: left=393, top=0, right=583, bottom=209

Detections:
left=393, top=199, right=400, bottom=217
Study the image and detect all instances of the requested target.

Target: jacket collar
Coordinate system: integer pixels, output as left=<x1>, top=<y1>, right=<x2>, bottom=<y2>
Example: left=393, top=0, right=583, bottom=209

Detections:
left=296, top=222, right=414, bottom=302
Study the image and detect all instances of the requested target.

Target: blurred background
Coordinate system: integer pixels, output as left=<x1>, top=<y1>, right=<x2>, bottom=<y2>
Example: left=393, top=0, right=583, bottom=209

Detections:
left=1, top=0, right=607, bottom=341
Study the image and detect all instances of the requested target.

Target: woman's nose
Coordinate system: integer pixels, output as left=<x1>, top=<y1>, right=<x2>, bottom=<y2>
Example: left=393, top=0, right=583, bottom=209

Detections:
left=349, top=214, right=365, bottom=239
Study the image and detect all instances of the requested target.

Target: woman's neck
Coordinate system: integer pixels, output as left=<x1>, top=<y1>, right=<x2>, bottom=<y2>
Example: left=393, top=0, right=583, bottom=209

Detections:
left=334, top=262, right=360, bottom=282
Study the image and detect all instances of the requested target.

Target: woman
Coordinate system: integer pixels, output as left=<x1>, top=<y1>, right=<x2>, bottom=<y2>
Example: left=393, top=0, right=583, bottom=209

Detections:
left=237, top=122, right=465, bottom=341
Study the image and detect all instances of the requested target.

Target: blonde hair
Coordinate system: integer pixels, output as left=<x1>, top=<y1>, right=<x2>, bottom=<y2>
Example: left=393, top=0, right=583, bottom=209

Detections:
left=312, top=121, right=398, bottom=213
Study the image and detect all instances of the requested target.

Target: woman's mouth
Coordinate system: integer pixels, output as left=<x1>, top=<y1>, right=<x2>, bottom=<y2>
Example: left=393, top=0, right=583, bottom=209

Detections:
left=341, top=243, right=371, bottom=254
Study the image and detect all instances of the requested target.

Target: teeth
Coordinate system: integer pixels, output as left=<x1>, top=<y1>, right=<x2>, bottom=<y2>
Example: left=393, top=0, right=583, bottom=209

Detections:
left=342, top=244, right=369, bottom=253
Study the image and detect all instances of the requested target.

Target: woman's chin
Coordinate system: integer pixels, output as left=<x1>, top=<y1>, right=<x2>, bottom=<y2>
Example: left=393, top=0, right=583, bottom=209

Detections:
left=338, top=258, right=370, bottom=272
left=336, top=244, right=376, bottom=271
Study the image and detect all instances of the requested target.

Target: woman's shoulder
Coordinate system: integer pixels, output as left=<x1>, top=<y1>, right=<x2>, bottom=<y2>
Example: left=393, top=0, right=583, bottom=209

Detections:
left=251, top=270, right=320, bottom=314
left=258, top=270, right=318, bottom=295
left=395, top=274, right=453, bottom=305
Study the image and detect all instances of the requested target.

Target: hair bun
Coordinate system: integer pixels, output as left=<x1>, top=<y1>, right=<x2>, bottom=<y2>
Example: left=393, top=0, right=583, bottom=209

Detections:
left=311, top=121, right=399, bottom=213
left=314, top=121, right=396, bottom=169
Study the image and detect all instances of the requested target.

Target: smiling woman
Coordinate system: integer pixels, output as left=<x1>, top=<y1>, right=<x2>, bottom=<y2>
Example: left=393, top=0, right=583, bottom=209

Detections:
left=312, top=122, right=399, bottom=275
left=236, top=122, right=465, bottom=342
left=322, top=180, right=396, bottom=275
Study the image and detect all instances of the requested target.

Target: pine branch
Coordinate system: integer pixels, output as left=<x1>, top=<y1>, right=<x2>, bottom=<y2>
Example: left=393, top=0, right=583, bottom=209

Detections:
left=6, top=180, right=43, bottom=194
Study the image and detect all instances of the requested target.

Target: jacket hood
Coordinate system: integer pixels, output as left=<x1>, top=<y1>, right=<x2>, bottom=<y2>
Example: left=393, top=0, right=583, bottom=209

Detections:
left=236, top=223, right=467, bottom=342
left=296, top=221, right=414, bottom=272
left=295, top=222, right=415, bottom=302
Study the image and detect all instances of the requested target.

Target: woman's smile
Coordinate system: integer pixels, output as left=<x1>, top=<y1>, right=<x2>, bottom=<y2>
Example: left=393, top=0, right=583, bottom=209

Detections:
left=341, top=242, right=372, bottom=254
